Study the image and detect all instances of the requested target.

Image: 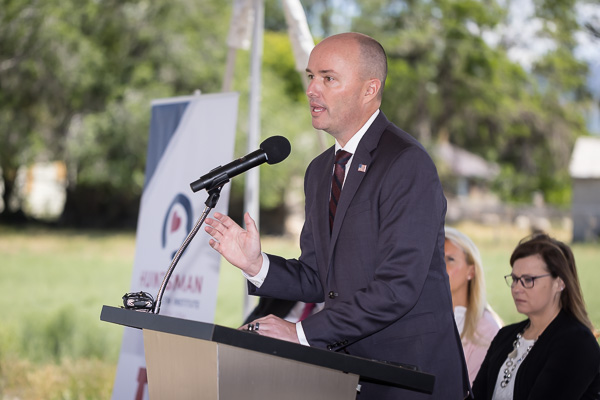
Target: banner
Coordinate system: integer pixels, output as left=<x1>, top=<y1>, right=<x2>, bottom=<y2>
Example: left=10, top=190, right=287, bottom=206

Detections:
left=111, top=92, right=239, bottom=400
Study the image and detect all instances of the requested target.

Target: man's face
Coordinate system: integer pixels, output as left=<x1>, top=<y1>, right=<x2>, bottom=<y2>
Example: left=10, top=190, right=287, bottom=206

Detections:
left=305, top=38, right=367, bottom=142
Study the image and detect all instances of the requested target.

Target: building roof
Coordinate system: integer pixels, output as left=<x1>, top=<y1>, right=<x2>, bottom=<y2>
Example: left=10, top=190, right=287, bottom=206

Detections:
left=569, top=136, right=600, bottom=179
left=434, top=141, right=499, bottom=180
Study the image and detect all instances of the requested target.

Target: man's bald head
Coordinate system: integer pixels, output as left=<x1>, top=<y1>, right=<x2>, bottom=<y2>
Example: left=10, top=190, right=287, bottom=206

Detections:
left=318, top=32, right=387, bottom=100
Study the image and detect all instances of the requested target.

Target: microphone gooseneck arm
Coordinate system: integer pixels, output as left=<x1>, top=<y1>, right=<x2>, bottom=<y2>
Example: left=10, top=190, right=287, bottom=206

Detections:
left=153, top=182, right=226, bottom=315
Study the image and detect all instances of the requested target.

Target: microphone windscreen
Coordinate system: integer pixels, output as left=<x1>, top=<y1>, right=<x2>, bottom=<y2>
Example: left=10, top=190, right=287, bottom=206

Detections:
left=260, top=136, right=291, bottom=165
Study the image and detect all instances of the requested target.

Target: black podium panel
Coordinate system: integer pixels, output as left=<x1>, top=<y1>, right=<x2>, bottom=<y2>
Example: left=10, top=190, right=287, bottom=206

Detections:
left=101, top=305, right=434, bottom=394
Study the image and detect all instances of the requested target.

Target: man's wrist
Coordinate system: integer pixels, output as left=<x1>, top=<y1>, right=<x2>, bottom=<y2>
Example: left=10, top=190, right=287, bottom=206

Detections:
left=243, top=253, right=270, bottom=287
left=245, top=255, right=264, bottom=277
left=296, top=322, right=310, bottom=346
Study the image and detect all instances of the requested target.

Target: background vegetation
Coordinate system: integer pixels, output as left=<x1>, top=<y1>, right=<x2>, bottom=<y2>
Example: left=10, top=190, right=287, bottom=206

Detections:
left=2, top=0, right=598, bottom=227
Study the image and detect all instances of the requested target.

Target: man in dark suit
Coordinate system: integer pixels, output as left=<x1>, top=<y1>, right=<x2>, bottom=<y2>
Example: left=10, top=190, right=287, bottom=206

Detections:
left=205, top=32, right=471, bottom=399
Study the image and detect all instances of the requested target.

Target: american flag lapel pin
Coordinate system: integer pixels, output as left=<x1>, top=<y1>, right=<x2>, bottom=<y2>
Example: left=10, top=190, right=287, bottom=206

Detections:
left=358, top=164, right=367, bottom=173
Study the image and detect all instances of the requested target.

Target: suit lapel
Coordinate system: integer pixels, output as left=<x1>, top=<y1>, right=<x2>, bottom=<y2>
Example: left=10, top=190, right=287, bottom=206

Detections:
left=313, top=147, right=335, bottom=273
left=327, top=112, right=390, bottom=270
left=328, top=146, right=372, bottom=248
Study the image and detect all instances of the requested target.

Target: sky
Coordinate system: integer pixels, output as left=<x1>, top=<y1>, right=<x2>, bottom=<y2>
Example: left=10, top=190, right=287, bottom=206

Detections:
left=480, top=0, right=599, bottom=70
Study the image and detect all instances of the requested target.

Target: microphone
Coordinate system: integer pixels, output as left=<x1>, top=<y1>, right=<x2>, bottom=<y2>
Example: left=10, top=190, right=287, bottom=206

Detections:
left=190, top=135, right=291, bottom=192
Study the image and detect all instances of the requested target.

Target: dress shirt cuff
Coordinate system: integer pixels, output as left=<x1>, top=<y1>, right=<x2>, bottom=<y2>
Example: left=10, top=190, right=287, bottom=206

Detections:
left=296, top=322, right=310, bottom=346
left=242, top=252, right=270, bottom=288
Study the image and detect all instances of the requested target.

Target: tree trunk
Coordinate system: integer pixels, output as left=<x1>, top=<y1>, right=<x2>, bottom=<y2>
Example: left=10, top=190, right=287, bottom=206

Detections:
left=0, top=167, right=28, bottom=224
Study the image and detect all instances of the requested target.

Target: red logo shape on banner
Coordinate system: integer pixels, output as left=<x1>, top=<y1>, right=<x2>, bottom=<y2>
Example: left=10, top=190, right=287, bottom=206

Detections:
left=171, top=211, right=181, bottom=232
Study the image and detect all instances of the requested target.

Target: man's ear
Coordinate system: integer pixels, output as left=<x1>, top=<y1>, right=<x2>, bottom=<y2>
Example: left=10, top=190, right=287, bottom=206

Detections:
left=364, top=78, right=382, bottom=99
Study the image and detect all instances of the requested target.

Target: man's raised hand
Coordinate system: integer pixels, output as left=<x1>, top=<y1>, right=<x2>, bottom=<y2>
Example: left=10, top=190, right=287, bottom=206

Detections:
left=204, top=212, right=263, bottom=276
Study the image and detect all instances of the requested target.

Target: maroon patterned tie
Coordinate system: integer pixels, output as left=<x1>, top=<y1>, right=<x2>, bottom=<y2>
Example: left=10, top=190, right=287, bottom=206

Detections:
left=299, top=302, right=316, bottom=321
left=329, top=150, right=352, bottom=232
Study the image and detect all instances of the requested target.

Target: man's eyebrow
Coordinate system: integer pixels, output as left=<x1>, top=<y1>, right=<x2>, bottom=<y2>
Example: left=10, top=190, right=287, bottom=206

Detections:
left=305, top=68, right=336, bottom=75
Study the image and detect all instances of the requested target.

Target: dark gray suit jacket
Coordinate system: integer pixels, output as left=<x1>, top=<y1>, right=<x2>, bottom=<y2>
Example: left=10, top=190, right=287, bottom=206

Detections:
left=250, top=112, right=471, bottom=399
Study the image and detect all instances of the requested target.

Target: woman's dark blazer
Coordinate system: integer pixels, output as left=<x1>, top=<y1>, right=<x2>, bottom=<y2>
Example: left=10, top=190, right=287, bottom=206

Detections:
left=472, top=309, right=600, bottom=399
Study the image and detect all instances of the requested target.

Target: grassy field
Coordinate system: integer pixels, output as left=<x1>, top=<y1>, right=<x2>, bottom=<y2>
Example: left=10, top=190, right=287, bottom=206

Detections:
left=0, top=227, right=137, bottom=399
left=0, top=222, right=598, bottom=398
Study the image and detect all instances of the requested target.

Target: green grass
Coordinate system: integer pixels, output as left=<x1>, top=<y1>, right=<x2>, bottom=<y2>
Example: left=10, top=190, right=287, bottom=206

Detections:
left=0, top=223, right=598, bottom=398
left=0, top=226, right=137, bottom=398
left=0, top=228, right=136, bottom=360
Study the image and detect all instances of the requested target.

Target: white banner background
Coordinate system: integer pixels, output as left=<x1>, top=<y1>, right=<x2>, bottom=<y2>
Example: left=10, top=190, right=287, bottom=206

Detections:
left=111, top=92, right=239, bottom=400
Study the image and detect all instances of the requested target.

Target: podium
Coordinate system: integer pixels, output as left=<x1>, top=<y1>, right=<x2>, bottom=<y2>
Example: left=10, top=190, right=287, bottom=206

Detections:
left=101, top=305, right=434, bottom=399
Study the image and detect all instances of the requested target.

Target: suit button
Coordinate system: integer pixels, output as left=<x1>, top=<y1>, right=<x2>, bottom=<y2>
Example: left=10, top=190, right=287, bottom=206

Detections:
left=327, top=345, right=333, bottom=350
left=328, top=291, right=337, bottom=299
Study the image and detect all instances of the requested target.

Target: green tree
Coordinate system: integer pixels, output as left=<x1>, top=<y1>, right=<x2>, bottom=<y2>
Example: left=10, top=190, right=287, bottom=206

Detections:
left=347, top=0, right=591, bottom=205
left=62, top=0, right=231, bottom=226
left=2, top=0, right=593, bottom=229
left=0, top=0, right=231, bottom=226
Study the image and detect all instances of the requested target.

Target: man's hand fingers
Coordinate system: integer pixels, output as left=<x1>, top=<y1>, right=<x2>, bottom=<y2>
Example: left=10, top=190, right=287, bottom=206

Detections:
left=204, top=225, right=222, bottom=241
left=244, top=212, right=258, bottom=236
left=213, top=212, right=234, bottom=228
left=208, top=238, right=220, bottom=251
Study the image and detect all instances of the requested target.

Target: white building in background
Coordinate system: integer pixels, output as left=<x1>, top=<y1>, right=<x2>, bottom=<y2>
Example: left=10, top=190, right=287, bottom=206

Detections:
left=570, top=136, right=600, bottom=242
left=12, top=161, right=68, bottom=221
left=433, top=141, right=501, bottom=223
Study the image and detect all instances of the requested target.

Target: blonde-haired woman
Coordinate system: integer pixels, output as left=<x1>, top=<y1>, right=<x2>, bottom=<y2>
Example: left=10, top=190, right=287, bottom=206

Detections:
left=445, top=227, right=502, bottom=385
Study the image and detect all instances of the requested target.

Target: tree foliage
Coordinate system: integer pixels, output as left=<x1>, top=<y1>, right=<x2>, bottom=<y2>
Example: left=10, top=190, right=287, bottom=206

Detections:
left=0, top=0, right=595, bottom=228
left=341, top=0, right=592, bottom=205
left=1, top=0, right=230, bottom=225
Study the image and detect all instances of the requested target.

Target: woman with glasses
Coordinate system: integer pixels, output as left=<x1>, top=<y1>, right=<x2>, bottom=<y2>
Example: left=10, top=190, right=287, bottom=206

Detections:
left=472, top=233, right=600, bottom=399
left=445, top=227, right=502, bottom=385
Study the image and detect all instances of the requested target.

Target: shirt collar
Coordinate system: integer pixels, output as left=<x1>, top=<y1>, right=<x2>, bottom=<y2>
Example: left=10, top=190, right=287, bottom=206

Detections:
left=335, top=109, right=380, bottom=154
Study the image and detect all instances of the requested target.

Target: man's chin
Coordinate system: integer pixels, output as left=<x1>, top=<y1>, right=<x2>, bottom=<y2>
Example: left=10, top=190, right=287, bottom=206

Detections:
left=311, top=121, right=326, bottom=131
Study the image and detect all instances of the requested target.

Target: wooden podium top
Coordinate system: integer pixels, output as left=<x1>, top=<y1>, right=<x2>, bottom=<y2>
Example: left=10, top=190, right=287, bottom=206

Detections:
left=101, top=305, right=434, bottom=394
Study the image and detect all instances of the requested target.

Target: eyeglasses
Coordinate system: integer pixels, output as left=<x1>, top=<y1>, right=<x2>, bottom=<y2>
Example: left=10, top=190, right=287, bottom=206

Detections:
left=504, top=273, right=552, bottom=289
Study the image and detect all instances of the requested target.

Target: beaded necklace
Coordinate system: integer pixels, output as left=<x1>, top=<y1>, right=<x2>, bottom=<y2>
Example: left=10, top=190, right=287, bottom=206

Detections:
left=500, top=327, right=536, bottom=388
